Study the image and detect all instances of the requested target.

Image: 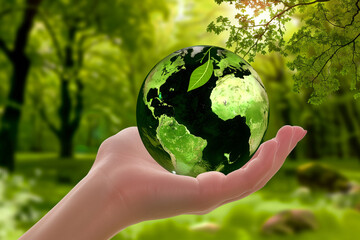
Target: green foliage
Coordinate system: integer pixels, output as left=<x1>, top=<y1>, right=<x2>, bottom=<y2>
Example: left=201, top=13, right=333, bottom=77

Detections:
left=10, top=0, right=229, bottom=154
left=125, top=194, right=360, bottom=240
left=208, top=0, right=360, bottom=104
left=0, top=168, right=41, bottom=239
left=135, top=219, right=239, bottom=240
left=9, top=154, right=360, bottom=240
left=19, top=0, right=170, bottom=155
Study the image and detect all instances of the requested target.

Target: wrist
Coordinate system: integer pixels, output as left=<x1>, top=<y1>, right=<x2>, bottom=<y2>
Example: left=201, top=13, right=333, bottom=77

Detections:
left=89, top=166, right=141, bottom=238
left=20, top=168, right=136, bottom=240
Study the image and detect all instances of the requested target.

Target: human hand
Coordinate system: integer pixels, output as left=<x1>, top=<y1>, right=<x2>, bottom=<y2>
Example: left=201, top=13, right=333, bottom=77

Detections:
left=90, top=125, right=307, bottom=227
left=19, top=125, right=306, bottom=240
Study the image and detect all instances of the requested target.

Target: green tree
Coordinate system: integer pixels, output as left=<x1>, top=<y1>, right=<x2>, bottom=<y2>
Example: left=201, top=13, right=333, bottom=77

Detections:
left=208, top=0, right=360, bottom=104
left=34, top=0, right=168, bottom=158
left=0, top=0, right=42, bottom=171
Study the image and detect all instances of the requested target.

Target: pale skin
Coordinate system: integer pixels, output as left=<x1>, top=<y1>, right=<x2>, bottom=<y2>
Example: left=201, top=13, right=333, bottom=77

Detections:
left=19, top=125, right=307, bottom=240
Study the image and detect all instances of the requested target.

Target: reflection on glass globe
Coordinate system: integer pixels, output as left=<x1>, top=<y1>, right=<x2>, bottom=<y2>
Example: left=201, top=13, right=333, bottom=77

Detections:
left=136, top=45, right=269, bottom=177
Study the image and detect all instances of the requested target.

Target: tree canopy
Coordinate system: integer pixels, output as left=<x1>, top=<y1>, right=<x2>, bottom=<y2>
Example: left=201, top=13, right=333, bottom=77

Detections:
left=1, top=0, right=359, bottom=172
left=207, top=0, right=360, bottom=104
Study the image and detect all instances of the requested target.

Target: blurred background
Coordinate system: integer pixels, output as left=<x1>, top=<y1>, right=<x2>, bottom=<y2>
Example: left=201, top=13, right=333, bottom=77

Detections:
left=0, top=0, right=359, bottom=239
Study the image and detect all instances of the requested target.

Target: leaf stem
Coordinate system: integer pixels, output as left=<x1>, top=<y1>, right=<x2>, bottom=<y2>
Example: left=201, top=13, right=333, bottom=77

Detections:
left=200, top=46, right=214, bottom=63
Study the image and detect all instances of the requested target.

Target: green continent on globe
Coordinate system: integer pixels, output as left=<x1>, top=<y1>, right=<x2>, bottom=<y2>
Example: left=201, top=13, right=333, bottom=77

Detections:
left=143, top=54, right=185, bottom=118
left=136, top=45, right=269, bottom=177
left=210, top=74, right=269, bottom=155
left=156, top=115, right=208, bottom=174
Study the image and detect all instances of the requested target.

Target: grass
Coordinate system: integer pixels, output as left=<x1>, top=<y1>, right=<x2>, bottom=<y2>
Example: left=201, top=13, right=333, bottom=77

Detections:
left=14, top=152, right=96, bottom=230
left=10, top=153, right=360, bottom=239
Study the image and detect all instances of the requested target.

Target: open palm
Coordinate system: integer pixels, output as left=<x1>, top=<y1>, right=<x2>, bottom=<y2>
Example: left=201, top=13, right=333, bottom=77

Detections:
left=90, top=125, right=306, bottom=224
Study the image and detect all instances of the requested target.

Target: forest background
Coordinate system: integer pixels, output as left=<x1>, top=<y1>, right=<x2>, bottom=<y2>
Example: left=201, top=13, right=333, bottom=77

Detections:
left=0, top=0, right=359, bottom=239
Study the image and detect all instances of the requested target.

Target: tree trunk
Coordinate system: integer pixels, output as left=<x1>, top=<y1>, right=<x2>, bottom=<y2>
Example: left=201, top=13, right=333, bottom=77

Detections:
left=0, top=0, right=42, bottom=171
left=59, top=128, right=73, bottom=158
left=57, top=82, right=83, bottom=159
left=338, top=101, right=360, bottom=159
left=39, top=24, right=84, bottom=159
left=0, top=58, right=30, bottom=171
left=56, top=25, right=84, bottom=159
left=58, top=80, right=73, bottom=158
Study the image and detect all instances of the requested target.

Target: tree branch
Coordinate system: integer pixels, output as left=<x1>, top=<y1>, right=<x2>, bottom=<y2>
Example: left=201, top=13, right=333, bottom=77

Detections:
left=0, top=38, right=13, bottom=61
left=39, top=106, right=60, bottom=137
left=0, top=2, right=61, bottom=62
left=76, top=32, right=99, bottom=69
left=311, top=32, right=360, bottom=83
left=14, top=0, right=42, bottom=56
left=323, top=12, right=345, bottom=28
left=323, top=0, right=360, bottom=28
left=311, top=44, right=334, bottom=65
left=344, top=0, right=360, bottom=28
left=37, top=9, right=64, bottom=62
left=243, top=0, right=330, bottom=58
left=70, top=78, right=84, bottom=134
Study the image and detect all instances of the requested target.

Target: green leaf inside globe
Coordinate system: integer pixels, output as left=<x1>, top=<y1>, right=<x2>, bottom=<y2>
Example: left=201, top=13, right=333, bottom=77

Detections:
left=188, top=47, right=214, bottom=92
left=136, top=45, right=269, bottom=177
